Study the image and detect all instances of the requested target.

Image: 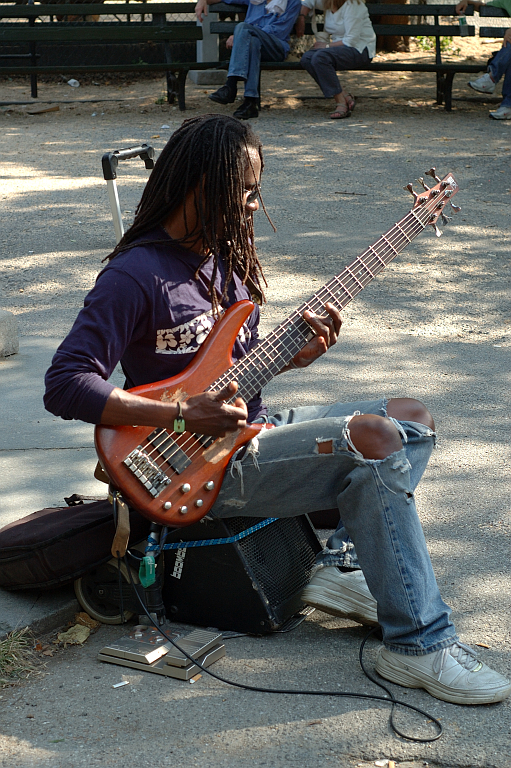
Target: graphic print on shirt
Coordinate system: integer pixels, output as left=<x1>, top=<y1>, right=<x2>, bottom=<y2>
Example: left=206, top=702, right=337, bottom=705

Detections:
left=155, top=309, right=252, bottom=355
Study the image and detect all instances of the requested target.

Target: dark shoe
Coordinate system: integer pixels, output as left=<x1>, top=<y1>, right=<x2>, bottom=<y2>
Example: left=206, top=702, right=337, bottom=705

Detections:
left=233, top=98, right=259, bottom=120
left=209, top=84, right=236, bottom=105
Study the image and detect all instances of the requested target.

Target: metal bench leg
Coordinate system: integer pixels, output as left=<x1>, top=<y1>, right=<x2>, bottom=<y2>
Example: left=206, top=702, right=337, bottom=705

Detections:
left=444, top=72, right=454, bottom=112
left=29, top=12, right=37, bottom=99
left=166, top=71, right=178, bottom=104
left=436, top=72, right=445, bottom=106
left=178, top=70, right=188, bottom=111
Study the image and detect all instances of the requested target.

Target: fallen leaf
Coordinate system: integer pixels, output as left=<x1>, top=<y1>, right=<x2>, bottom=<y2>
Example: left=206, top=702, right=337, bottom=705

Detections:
left=306, top=719, right=322, bottom=726
left=27, top=105, right=60, bottom=115
left=151, top=134, right=160, bottom=138
left=57, top=625, right=91, bottom=647
left=75, top=612, right=101, bottom=630
left=42, top=650, right=54, bottom=657
left=475, top=642, right=490, bottom=649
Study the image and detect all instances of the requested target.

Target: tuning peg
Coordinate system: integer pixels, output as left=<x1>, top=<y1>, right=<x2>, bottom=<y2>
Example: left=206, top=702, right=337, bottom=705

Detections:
left=428, top=217, right=442, bottom=237
left=417, top=177, right=431, bottom=191
left=404, top=183, right=419, bottom=203
left=425, top=167, right=442, bottom=184
left=450, top=202, right=462, bottom=212
left=441, top=213, right=452, bottom=225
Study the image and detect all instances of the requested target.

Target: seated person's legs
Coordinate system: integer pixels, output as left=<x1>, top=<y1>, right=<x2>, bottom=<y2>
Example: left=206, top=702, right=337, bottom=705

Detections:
left=300, top=45, right=370, bottom=119
left=468, top=41, right=511, bottom=120
left=209, top=22, right=287, bottom=120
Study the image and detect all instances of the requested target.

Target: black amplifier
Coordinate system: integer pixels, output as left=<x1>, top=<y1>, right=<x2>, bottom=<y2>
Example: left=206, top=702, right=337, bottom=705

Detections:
left=161, top=515, right=322, bottom=634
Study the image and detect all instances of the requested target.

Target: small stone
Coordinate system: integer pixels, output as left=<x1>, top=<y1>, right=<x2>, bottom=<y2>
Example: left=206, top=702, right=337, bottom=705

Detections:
left=0, top=309, right=19, bottom=357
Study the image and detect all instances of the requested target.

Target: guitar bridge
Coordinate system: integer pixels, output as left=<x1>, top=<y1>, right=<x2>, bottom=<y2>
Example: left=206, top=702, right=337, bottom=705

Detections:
left=123, top=446, right=171, bottom=498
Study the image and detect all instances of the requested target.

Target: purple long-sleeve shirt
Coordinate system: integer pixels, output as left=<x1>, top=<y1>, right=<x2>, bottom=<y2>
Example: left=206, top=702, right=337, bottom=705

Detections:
left=44, top=229, right=266, bottom=424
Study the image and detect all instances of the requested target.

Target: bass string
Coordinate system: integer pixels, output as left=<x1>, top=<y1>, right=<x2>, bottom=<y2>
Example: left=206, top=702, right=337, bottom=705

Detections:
left=216, top=188, right=452, bottom=403
left=131, top=186, right=453, bottom=473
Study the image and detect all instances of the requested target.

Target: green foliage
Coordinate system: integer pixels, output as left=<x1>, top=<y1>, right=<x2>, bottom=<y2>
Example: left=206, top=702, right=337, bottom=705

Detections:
left=415, top=35, right=460, bottom=55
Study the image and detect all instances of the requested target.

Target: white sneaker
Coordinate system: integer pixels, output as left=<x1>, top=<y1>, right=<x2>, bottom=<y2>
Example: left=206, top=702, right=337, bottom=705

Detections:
left=489, top=105, right=511, bottom=120
left=468, top=72, right=496, bottom=94
left=301, top=567, right=378, bottom=626
left=375, top=642, right=511, bottom=705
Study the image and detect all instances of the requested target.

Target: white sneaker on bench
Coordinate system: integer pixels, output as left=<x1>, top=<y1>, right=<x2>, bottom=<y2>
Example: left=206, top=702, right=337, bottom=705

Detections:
left=468, top=72, right=496, bottom=94
left=301, top=567, right=378, bottom=626
left=375, top=641, right=511, bottom=705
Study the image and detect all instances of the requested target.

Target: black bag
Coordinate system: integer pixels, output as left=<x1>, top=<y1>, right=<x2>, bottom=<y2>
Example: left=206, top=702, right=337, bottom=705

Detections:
left=0, top=496, right=151, bottom=590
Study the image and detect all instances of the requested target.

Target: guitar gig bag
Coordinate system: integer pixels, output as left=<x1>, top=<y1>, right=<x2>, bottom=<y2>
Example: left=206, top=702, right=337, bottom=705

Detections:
left=0, top=496, right=151, bottom=590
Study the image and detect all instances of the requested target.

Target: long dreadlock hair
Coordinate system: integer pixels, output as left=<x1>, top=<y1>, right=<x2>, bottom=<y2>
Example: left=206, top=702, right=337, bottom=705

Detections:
left=107, top=114, right=271, bottom=314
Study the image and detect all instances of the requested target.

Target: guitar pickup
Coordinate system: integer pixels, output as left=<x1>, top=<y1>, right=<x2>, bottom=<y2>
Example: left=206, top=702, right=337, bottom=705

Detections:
left=147, top=430, right=192, bottom=474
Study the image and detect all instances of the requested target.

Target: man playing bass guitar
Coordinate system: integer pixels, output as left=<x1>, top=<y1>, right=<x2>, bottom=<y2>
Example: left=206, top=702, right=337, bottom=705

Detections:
left=45, top=114, right=510, bottom=706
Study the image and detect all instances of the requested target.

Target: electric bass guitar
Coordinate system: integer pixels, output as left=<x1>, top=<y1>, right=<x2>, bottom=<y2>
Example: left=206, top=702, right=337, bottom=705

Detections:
left=95, top=169, right=459, bottom=527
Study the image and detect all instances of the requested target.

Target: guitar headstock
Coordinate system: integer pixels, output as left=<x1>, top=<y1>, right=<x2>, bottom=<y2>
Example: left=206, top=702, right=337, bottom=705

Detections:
left=404, top=168, right=460, bottom=237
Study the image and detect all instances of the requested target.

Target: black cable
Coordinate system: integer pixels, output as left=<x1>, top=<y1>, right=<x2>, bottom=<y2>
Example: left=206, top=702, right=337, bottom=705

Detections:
left=121, top=552, right=442, bottom=743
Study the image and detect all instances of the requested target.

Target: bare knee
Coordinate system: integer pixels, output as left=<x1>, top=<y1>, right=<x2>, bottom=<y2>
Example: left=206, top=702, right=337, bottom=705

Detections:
left=387, top=398, right=435, bottom=430
left=348, top=414, right=403, bottom=460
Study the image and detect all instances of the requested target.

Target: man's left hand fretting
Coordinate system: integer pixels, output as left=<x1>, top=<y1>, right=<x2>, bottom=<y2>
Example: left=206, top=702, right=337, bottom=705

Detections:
left=290, top=303, right=342, bottom=369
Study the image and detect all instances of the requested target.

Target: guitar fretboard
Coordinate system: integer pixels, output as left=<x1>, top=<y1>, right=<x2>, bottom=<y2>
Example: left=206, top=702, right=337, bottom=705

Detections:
left=210, top=188, right=448, bottom=404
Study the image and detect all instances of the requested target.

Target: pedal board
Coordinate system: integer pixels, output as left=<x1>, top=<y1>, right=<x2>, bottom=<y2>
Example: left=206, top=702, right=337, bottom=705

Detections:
left=98, top=625, right=225, bottom=680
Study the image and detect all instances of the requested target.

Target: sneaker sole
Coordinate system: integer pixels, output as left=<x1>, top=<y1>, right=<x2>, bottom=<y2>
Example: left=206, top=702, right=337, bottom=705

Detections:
left=375, top=653, right=511, bottom=705
left=301, top=584, right=378, bottom=627
left=468, top=82, right=495, bottom=94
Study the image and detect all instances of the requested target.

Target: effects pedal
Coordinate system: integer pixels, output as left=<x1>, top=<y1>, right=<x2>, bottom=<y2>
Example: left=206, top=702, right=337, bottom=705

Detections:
left=98, top=625, right=225, bottom=680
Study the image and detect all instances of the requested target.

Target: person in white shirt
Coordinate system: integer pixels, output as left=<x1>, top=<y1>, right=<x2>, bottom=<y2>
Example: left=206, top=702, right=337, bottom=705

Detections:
left=296, top=0, right=376, bottom=118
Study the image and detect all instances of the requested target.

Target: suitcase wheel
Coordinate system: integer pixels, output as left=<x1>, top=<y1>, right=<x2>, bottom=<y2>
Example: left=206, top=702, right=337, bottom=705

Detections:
left=74, top=558, right=139, bottom=624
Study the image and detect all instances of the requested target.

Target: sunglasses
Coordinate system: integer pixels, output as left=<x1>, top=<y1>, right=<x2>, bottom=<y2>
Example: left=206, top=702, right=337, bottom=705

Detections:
left=244, top=185, right=260, bottom=205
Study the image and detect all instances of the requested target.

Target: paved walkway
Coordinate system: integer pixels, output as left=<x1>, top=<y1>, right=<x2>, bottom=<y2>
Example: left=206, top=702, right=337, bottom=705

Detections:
left=0, top=76, right=510, bottom=766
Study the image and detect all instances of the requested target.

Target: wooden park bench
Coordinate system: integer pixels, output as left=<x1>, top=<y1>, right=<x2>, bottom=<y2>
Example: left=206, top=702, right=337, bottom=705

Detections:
left=0, top=1, right=508, bottom=110
left=0, top=1, right=220, bottom=104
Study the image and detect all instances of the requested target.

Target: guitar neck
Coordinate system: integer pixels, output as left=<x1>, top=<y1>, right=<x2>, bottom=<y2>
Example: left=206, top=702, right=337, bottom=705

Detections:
left=209, top=179, right=454, bottom=404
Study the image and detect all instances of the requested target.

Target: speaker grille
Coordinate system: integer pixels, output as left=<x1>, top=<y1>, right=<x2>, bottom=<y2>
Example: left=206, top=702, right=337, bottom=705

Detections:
left=228, top=516, right=318, bottom=607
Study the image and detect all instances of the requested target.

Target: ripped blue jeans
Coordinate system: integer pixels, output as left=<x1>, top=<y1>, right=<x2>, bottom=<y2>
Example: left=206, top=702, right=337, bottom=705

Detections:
left=210, top=398, right=458, bottom=656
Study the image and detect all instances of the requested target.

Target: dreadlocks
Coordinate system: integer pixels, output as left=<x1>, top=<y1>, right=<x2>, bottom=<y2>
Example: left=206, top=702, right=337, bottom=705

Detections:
left=107, top=114, right=269, bottom=314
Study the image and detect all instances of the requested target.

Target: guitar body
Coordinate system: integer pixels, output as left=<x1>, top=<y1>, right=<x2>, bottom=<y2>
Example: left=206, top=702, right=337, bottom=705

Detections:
left=95, top=300, right=266, bottom=528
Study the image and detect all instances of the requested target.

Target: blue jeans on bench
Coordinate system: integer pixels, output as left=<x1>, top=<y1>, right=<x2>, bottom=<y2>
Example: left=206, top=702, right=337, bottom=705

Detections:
left=301, top=45, right=371, bottom=98
left=211, top=397, right=458, bottom=657
left=227, top=22, right=287, bottom=99
left=489, top=41, right=511, bottom=108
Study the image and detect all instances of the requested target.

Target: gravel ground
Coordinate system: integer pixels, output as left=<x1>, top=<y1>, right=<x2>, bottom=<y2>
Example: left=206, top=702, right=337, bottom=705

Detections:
left=0, top=40, right=510, bottom=767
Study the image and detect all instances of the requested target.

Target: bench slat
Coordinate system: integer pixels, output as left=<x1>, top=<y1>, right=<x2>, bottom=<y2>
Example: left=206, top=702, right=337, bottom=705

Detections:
left=0, top=25, right=202, bottom=42
left=210, top=20, right=474, bottom=35
left=479, top=27, right=507, bottom=36
left=479, top=6, right=508, bottom=16
left=0, top=3, right=197, bottom=17
left=210, top=1, right=471, bottom=14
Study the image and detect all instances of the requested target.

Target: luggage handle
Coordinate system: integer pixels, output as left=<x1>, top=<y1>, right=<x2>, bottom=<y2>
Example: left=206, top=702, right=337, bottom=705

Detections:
left=101, top=144, right=155, bottom=181
left=102, top=144, right=155, bottom=243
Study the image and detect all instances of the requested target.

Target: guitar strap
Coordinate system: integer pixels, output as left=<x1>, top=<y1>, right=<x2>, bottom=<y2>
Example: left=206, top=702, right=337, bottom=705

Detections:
left=234, top=266, right=263, bottom=306
left=110, top=492, right=131, bottom=559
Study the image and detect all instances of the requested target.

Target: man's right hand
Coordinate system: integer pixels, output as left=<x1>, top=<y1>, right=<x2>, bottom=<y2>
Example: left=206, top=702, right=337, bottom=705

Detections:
left=455, top=0, right=469, bottom=12
left=181, top=382, right=248, bottom=437
left=195, top=0, right=208, bottom=22
left=100, top=381, right=247, bottom=437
